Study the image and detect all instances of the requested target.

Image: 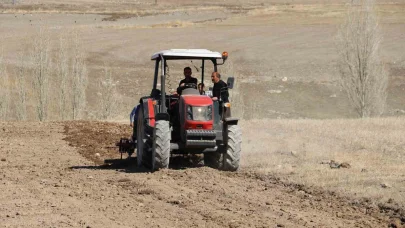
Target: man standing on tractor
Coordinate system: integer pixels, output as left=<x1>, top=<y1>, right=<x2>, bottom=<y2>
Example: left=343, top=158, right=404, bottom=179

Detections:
left=211, top=72, right=229, bottom=102
left=177, top=67, right=197, bottom=94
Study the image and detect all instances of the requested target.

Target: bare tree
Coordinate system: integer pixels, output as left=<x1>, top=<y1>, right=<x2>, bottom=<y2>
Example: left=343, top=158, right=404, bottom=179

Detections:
left=31, top=27, right=51, bottom=121
left=71, top=32, right=88, bottom=120
left=0, top=50, right=10, bottom=120
left=98, top=65, right=118, bottom=120
left=15, top=52, right=27, bottom=121
left=336, top=0, right=388, bottom=118
left=57, top=33, right=70, bottom=120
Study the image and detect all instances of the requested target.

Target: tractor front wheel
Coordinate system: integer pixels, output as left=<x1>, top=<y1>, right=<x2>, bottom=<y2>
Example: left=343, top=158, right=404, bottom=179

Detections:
left=223, top=125, right=242, bottom=171
left=204, top=125, right=242, bottom=171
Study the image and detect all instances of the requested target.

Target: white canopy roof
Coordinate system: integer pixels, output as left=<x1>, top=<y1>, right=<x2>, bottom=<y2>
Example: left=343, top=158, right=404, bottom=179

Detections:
left=151, top=49, right=223, bottom=60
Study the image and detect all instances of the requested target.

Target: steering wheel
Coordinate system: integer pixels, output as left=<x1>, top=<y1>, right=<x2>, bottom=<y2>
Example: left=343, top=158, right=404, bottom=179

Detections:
left=183, top=83, right=197, bottom=89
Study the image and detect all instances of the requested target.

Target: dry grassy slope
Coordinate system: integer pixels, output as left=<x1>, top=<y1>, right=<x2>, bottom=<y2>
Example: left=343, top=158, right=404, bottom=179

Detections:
left=0, top=1, right=404, bottom=121
left=241, top=117, right=405, bottom=210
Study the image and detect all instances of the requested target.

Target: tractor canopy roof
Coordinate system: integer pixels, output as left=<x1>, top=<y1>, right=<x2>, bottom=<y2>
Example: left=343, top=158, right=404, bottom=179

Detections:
left=151, top=49, right=223, bottom=60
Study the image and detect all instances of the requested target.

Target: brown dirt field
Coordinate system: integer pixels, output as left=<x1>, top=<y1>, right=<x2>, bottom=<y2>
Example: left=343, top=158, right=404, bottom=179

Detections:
left=0, top=121, right=403, bottom=227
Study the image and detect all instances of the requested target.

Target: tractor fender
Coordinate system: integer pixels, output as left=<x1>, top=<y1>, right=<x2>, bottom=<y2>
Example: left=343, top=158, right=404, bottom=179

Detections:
left=224, top=117, right=239, bottom=125
left=139, top=96, right=150, bottom=104
left=155, top=113, right=170, bottom=121
left=139, top=97, right=156, bottom=127
left=222, top=117, right=239, bottom=145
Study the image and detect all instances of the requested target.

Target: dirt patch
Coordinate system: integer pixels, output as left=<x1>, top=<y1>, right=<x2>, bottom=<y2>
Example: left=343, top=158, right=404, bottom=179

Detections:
left=63, top=120, right=131, bottom=164
left=391, top=66, right=405, bottom=77
left=101, top=12, right=156, bottom=21
left=63, top=121, right=205, bottom=169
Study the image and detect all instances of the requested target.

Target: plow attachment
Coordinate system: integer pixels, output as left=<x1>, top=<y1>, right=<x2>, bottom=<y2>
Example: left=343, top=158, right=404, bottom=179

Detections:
left=116, top=138, right=136, bottom=158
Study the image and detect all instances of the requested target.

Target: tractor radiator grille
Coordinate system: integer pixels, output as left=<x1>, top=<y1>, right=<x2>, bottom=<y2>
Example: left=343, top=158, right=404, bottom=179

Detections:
left=186, top=130, right=216, bottom=138
left=186, top=140, right=216, bottom=147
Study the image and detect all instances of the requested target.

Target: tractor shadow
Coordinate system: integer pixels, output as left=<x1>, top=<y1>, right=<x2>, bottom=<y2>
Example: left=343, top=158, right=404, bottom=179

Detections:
left=70, top=157, right=144, bottom=173
left=69, top=155, right=204, bottom=173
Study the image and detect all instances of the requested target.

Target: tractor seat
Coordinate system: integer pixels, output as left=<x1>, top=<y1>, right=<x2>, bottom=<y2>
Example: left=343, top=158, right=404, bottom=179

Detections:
left=150, top=88, right=161, bottom=98
left=181, top=88, right=200, bottom=95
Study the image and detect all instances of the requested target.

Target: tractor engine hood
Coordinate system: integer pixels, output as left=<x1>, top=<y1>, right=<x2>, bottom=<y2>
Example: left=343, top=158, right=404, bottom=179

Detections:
left=181, top=95, right=213, bottom=106
left=180, top=95, right=214, bottom=130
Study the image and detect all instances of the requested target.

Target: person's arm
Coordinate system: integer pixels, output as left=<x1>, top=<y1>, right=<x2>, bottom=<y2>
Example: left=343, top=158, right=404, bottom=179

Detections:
left=177, top=79, right=185, bottom=94
left=179, top=79, right=185, bottom=87
left=130, top=106, right=137, bottom=126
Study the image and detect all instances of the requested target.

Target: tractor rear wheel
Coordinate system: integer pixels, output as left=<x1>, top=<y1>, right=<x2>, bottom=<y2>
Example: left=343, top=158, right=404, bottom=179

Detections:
left=152, top=120, right=171, bottom=170
left=136, top=107, right=153, bottom=168
left=204, top=125, right=242, bottom=171
left=136, top=107, right=146, bottom=167
left=142, top=138, right=154, bottom=169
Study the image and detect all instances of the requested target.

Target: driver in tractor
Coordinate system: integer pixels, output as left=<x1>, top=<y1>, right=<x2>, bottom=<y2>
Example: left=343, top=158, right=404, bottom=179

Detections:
left=176, top=67, right=198, bottom=95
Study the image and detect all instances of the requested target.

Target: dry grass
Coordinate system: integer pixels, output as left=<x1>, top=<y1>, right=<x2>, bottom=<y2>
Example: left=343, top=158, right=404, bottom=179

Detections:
left=0, top=28, right=90, bottom=121
left=0, top=3, right=235, bottom=15
left=0, top=49, right=10, bottom=120
left=241, top=117, right=405, bottom=207
left=97, top=20, right=196, bottom=30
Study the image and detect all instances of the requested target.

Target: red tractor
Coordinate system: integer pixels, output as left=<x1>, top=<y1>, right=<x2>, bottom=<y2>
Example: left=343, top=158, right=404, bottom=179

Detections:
left=118, top=49, right=241, bottom=171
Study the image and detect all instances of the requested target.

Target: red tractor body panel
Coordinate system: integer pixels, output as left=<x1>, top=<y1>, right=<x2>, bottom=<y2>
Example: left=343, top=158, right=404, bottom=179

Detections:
left=147, top=99, right=156, bottom=127
left=181, top=95, right=212, bottom=106
left=180, top=95, right=214, bottom=130
left=184, top=120, right=213, bottom=130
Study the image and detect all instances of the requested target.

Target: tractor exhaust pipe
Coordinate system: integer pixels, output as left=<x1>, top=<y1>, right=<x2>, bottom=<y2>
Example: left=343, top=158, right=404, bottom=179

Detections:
left=160, top=55, right=166, bottom=113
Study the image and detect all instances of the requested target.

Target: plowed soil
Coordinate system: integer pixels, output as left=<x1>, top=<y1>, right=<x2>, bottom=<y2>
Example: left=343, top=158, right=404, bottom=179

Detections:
left=0, top=121, right=402, bottom=227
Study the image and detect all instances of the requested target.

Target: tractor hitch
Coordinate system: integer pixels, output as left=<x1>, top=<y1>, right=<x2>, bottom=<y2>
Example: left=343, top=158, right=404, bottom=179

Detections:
left=116, top=138, right=136, bottom=158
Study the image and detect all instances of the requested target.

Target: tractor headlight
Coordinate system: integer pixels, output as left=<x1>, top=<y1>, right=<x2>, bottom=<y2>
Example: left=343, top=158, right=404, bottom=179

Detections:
left=207, top=105, right=212, bottom=120
left=186, top=105, right=212, bottom=121
left=186, top=105, right=193, bottom=120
